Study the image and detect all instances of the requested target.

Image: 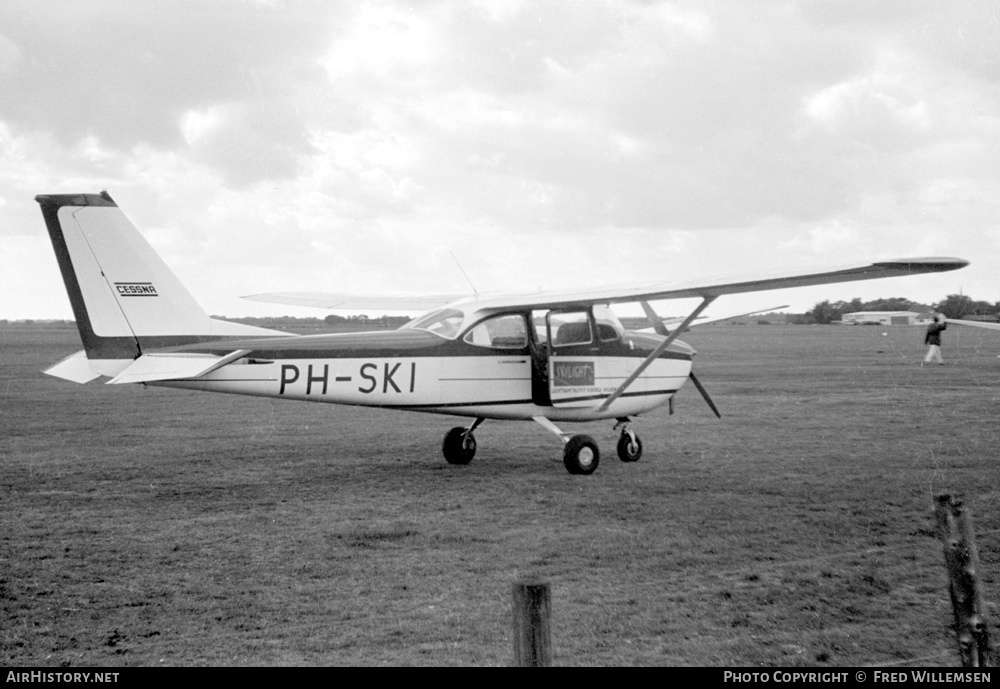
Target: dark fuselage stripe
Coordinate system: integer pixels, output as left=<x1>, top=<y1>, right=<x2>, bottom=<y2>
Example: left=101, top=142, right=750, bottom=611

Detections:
left=552, top=389, right=679, bottom=404
left=376, top=388, right=678, bottom=409
left=382, top=398, right=535, bottom=409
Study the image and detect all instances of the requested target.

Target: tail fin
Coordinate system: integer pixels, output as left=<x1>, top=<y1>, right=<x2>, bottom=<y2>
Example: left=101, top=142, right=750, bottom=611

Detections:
left=37, top=192, right=282, bottom=375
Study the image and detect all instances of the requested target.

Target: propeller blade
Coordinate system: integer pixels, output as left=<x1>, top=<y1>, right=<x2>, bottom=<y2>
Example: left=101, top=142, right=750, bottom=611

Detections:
left=689, top=371, right=722, bottom=418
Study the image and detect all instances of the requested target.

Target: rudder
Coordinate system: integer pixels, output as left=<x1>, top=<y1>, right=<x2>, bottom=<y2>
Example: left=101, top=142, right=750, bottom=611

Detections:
left=37, top=191, right=282, bottom=376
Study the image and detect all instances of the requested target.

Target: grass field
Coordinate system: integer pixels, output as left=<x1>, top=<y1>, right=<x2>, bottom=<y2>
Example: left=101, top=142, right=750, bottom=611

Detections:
left=3, top=322, right=999, bottom=666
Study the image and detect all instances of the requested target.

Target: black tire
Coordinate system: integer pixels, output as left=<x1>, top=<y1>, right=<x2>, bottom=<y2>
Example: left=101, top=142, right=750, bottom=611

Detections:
left=442, top=426, right=476, bottom=465
left=617, top=432, right=643, bottom=463
left=563, top=435, right=599, bottom=475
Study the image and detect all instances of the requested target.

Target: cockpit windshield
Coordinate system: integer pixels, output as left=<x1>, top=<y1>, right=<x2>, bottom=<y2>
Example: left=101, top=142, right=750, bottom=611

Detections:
left=403, top=308, right=467, bottom=339
left=593, top=304, right=625, bottom=341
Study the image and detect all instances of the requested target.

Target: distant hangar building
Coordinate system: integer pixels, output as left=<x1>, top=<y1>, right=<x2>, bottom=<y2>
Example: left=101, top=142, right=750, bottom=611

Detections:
left=841, top=311, right=928, bottom=325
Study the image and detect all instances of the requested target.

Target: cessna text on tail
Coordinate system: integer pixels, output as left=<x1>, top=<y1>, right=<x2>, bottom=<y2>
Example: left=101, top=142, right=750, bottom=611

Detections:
left=37, top=192, right=968, bottom=474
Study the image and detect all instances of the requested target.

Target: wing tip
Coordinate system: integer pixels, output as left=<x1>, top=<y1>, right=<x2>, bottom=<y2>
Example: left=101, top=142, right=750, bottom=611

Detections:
left=874, top=257, right=969, bottom=272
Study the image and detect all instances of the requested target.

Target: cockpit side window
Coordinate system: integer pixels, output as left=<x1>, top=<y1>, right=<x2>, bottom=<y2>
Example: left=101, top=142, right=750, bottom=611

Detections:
left=463, top=314, right=528, bottom=349
left=550, top=310, right=593, bottom=347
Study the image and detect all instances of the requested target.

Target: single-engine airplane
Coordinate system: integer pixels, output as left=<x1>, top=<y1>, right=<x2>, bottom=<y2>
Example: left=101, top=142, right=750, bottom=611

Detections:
left=37, top=192, right=969, bottom=474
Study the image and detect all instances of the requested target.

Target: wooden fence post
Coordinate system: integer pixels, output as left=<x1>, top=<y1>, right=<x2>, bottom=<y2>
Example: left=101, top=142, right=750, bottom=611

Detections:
left=934, top=493, right=992, bottom=667
left=512, top=580, right=552, bottom=666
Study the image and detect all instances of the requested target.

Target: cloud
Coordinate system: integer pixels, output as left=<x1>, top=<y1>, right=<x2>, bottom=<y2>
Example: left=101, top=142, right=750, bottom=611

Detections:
left=0, top=1, right=332, bottom=176
left=181, top=102, right=315, bottom=187
left=0, top=30, right=20, bottom=74
left=2, top=1, right=998, bottom=319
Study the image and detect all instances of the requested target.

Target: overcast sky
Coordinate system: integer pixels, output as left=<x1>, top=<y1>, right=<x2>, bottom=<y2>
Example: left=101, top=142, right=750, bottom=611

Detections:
left=2, top=0, right=997, bottom=320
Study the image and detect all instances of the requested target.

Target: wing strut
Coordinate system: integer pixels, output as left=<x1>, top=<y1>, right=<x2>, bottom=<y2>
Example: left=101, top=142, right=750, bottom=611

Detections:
left=596, top=296, right=716, bottom=413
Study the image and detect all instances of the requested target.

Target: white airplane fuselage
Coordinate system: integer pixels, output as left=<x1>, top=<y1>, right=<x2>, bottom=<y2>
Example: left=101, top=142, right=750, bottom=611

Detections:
left=152, top=327, right=695, bottom=422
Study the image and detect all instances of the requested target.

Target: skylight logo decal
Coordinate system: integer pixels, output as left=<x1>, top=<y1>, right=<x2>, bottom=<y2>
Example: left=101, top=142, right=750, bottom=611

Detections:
left=553, top=361, right=595, bottom=387
left=114, top=282, right=158, bottom=297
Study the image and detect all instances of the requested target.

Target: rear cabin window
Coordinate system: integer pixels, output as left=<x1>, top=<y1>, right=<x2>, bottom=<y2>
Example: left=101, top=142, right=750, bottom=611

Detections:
left=406, top=308, right=466, bottom=339
left=463, top=314, right=528, bottom=349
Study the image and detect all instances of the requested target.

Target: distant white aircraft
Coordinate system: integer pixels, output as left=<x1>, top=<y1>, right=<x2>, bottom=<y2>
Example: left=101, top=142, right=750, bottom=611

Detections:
left=37, top=192, right=969, bottom=474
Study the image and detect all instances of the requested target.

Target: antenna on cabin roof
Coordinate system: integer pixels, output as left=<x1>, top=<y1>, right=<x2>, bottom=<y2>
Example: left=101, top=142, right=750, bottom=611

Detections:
left=450, top=251, right=479, bottom=297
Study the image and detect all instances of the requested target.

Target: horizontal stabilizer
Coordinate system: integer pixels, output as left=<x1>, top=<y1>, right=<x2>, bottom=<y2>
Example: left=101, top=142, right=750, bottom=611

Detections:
left=44, top=350, right=102, bottom=384
left=107, top=350, right=249, bottom=385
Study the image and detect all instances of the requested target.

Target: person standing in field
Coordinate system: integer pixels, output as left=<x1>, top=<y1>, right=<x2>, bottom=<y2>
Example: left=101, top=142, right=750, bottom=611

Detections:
left=923, top=314, right=947, bottom=365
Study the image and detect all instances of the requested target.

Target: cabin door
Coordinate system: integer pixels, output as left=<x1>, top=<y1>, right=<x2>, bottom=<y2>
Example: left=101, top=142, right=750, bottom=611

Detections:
left=529, top=310, right=553, bottom=406
left=545, top=309, right=606, bottom=408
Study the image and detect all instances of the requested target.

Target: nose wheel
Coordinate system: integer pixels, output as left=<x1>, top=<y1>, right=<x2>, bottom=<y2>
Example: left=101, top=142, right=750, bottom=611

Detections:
left=616, top=428, right=643, bottom=463
left=612, top=418, right=643, bottom=462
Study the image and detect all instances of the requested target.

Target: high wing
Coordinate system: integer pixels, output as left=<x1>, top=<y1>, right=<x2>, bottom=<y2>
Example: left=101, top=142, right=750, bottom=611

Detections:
left=470, top=257, right=968, bottom=311
left=243, top=257, right=968, bottom=313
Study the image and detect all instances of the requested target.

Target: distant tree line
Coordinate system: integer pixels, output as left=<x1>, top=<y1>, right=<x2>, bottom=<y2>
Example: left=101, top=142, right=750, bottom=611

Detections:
left=224, top=314, right=413, bottom=330
left=801, top=294, right=1000, bottom=324
left=933, top=294, right=1000, bottom=320
left=7, top=295, right=999, bottom=328
left=323, top=314, right=412, bottom=328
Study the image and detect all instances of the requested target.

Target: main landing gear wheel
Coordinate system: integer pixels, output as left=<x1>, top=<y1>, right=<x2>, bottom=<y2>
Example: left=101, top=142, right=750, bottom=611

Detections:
left=442, top=426, right=476, bottom=465
left=617, top=431, right=643, bottom=463
left=563, top=435, right=600, bottom=475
